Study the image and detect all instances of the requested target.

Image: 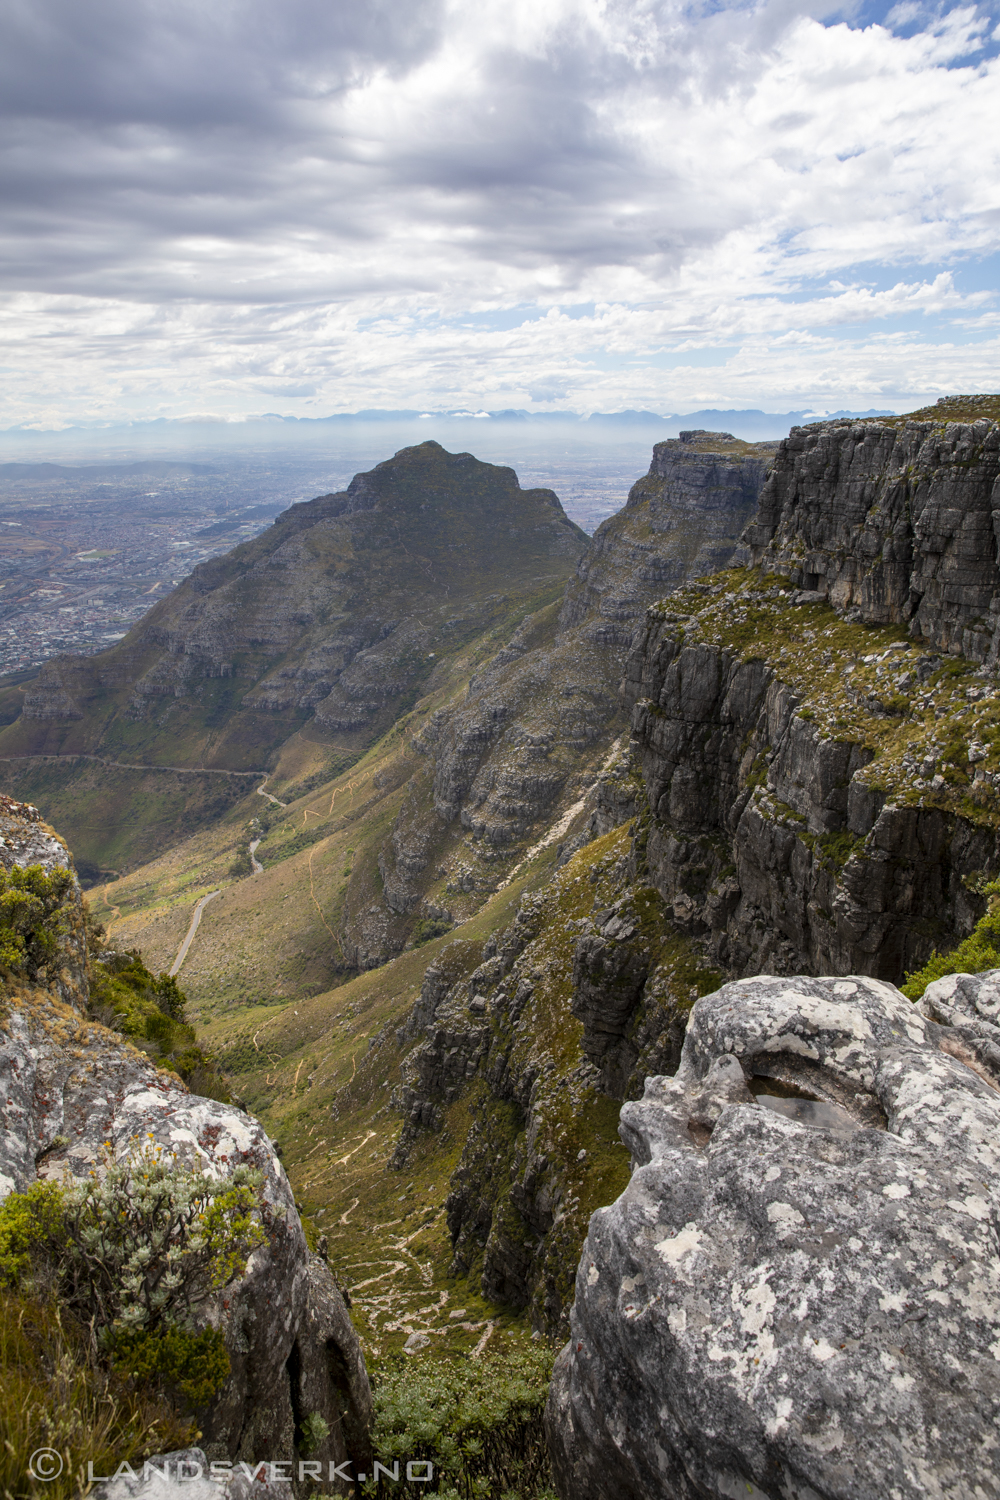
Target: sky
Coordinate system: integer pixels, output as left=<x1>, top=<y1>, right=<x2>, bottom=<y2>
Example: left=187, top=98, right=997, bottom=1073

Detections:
left=1, top=0, right=999, bottom=429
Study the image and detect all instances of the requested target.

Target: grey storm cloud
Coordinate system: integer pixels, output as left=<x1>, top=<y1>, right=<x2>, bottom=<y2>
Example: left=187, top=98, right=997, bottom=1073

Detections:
left=0, top=0, right=997, bottom=424
left=0, top=0, right=824, bottom=302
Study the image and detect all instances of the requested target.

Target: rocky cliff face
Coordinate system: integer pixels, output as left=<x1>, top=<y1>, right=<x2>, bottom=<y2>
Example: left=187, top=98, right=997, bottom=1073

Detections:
left=388, top=798, right=721, bottom=1336
left=742, top=413, right=1000, bottom=661
left=622, top=417, right=1000, bottom=983
left=0, top=797, right=371, bottom=1486
left=546, top=969, right=1000, bottom=1500
left=560, top=434, right=773, bottom=643
left=385, top=436, right=772, bottom=906
left=377, top=438, right=777, bottom=1329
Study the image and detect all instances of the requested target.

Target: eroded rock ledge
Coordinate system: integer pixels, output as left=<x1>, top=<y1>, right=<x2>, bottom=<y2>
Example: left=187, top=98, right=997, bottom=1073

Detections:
left=546, top=970, right=1000, bottom=1500
left=742, top=415, right=1000, bottom=661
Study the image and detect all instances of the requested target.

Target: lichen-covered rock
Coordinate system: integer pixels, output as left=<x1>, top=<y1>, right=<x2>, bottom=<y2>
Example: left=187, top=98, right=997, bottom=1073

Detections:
left=546, top=972, right=1000, bottom=1500
left=93, top=1446, right=290, bottom=1500
left=0, top=796, right=371, bottom=1488
left=0, top=987, right=371, bottom=1483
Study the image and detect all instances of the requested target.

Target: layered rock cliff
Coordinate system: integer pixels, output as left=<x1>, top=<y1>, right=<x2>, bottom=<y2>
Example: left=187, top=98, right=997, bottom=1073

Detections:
left=385, top=435, right=772, bottom=902
left=742, top=411, right=1000, bottom=660
left=380, top=438, right=774, bottom=1328
left=559, top=433, right=773, bottom=643
left=623, top=414, right=1000, bottom=984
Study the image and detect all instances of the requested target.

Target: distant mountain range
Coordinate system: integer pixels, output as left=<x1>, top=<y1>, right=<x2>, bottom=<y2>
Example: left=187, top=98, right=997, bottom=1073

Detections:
left=0, top=459, right=218, bottom=479
left=0, top=406, right=897, bottom=443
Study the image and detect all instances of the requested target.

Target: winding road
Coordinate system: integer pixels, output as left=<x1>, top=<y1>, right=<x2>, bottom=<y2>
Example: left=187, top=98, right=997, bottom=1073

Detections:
left=169, top=890, right=220, bottom=976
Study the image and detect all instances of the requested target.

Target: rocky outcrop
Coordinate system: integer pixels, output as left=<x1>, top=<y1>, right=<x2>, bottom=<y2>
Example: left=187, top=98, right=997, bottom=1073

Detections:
left=546, top=971, right=1000, bottom=1500
left=0, top=796, right=371, bottom=1488
left=622, top=572, right=1000, bottom=982
left=560, top=436, right=772, bottom=643
left=741, top=413, right=1000, bottom=662
left=390, top=818, right=721, bottom=1335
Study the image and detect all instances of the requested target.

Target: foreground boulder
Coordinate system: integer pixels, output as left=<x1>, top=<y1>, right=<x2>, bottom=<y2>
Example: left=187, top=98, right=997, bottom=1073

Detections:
left=0, top=795, right=371, bottom=1487
left=545, top=972, right=1000, bottom=1499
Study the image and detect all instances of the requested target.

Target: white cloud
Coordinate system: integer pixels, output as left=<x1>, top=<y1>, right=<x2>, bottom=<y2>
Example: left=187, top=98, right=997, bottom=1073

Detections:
left=0, top=0, right=997, bottom=425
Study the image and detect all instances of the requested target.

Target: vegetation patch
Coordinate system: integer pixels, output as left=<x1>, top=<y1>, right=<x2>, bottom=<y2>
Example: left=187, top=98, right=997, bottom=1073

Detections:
left=903, top=879, right=1000, bottom=998
left=653, top=568, right=1000, bottom=829
left=0, top=864, right=73, bottom=980
left=86, top=925, right=230, bottom=1099
left=0, top=1140, right=266, bottom=1496
left=368, top=1345, right=556, bottom=1499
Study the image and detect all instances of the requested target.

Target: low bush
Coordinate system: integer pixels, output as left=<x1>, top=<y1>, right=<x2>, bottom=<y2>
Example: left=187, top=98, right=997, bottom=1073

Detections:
left=411, top=917, right=453, bottom=948
left=0, top=864, right=74, bottom=979
left=56, top=1138, right=265, bottom=1337
left=0, top=1140, right=264, bottom=1497
left=109, top=1324, right=231, bottom=1408
left=86, top=936, right=230, bottom=1101
left=0, top=1138, right=265, bottom=1424
left=903, top=879, right=1000, bottom=998
left=367, top=1344, right=557, bottom=1499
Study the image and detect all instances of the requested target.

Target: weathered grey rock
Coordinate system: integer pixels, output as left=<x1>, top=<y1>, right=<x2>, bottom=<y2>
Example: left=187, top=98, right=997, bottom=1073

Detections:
left=546, top=972, right=1000, bottom=1500
left=0, top=991, right=371, bottom=1483
left=560, top=438, right=773, bottom=642
left=93, top=1447, right=290, bottom=1500
left=918, top=967, right=1000, bottom=1083
left=0, top=797, right=371, bottom=1489
left=742, top=415, right=1000, bottom=662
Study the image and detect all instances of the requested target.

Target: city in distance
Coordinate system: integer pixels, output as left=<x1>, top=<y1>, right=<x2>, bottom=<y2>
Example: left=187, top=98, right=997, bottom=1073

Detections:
left=0, top=404, right=890, bottom=678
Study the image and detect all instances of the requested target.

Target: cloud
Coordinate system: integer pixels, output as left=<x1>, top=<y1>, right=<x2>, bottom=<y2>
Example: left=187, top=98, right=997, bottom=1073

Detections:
left=0, top=0, right=998, bottom=425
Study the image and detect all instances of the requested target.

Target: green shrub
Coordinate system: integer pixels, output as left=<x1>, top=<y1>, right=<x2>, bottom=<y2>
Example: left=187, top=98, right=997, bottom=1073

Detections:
left=0, top=1140, right=264, bottom=1409
left=0, top=1181, right=66, bottom=1286
left=299, top=1410, right=331, bottom=1455
left=228, top=849, right=253, bottom=880
left=903, top=879, right=1000, bottom=998
left=86, top=943, right=230, bottom=1101
left=0, top=864, right=74, bottom=978
left=109, top=1323, right=231, bottom=1408
left=367, top=1345, right=556, bottom=1499
left=57, top=1138, right=265, bottom=1337
left=412, top=918, right=453, bottom=947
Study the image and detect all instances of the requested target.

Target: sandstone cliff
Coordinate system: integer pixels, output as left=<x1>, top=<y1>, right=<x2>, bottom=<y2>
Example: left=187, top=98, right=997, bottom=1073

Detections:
left=378, top=438, right=773, bottom=1328
left=388, top=435, right=771, bottom=898
left=742, top=409, right=1000, bottom=660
